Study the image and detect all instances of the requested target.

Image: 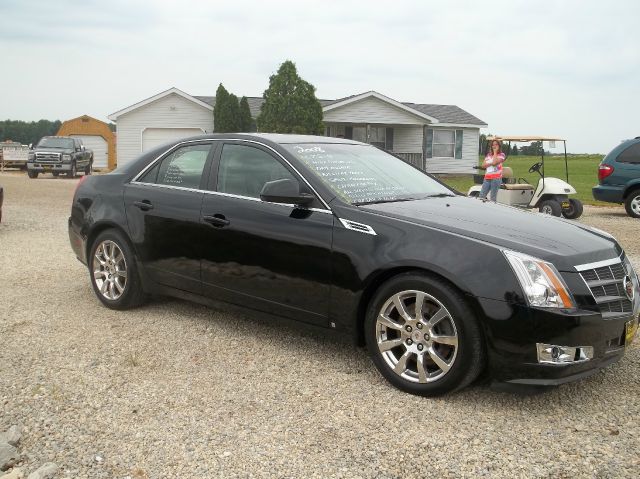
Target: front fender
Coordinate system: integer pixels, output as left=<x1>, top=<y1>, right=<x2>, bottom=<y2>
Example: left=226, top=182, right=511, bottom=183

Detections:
left=328, top=205, right=524, bottom=334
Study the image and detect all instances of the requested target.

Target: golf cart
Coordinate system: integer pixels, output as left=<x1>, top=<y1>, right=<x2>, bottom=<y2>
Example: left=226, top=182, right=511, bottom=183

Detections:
left=468, top=136, right=583, bottom=219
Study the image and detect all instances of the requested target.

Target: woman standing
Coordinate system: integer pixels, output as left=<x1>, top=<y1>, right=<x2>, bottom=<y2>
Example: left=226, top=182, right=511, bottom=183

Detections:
left=479, top=140, right=506, bottom=202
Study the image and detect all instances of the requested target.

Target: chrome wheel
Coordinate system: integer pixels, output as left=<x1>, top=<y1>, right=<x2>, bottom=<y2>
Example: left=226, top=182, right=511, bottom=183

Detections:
left=541, top=205, right=552, bottom=214
left=93, top=240, right=127, bottom=300
left=376, top=290, right=458, bottom=383
left=631, top=195, right=640, bottom=215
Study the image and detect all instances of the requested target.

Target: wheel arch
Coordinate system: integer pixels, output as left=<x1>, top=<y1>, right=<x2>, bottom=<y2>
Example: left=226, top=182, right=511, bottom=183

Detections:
left=622, top=183, right=640, bottom=199
left=355, top=266, right=480, bottom=347
left=85, top=221, right=134, bottom=263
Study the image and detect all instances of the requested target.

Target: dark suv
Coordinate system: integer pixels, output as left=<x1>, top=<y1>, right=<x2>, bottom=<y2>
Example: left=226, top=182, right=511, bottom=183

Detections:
left=593, top=137, right=640, bottom=218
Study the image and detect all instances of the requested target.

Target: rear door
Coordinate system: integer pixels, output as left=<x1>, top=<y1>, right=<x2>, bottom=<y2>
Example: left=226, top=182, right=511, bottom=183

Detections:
left=199, top=141, right=334, bottom=326
left=124, top=141, right=215, bottom=294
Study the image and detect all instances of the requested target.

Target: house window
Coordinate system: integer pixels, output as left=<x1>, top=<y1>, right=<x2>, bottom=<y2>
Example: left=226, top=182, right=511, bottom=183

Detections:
left=369, top=127, right=386, bottom=149
left=426, top=129, right=463, bottom=159
left=433, top=130, right=455, bottom=158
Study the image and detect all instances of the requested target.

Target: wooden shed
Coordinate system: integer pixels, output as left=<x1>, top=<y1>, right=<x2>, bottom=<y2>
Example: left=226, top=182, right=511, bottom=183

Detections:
left=57, top=115, right=116, bottom=170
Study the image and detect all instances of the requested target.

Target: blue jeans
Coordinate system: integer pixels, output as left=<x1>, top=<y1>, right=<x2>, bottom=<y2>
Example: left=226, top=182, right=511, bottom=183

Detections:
left=479, top=178, right=501, bottom=202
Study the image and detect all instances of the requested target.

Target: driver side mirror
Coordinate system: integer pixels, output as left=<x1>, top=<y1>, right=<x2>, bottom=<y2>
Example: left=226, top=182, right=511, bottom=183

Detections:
left=81, top=144, right=85, bottom=151
left=28, top=143, right=33, bottom=150
left=260, top=178, right=314, bottom=206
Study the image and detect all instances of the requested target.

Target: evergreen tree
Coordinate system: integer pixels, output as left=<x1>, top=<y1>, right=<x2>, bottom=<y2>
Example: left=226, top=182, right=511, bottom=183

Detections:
left=511, top=145, right=519, bottom=156
left=213, top=83, right=230, bottom=133
left=257, top=60, right=324, bottom=134
left=239, top=96, right=253, bottom=132
left=227, top=94, right=241, bottom=132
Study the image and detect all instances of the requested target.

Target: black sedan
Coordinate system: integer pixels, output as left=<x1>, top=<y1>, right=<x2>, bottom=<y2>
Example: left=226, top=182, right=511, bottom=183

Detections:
left=68, top=134, right=640, bottom=395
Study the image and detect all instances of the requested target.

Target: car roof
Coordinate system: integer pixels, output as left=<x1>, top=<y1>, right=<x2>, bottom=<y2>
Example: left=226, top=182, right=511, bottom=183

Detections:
left=172, top=132, right=364, bottom=146
left=487, top=135, right=566, bottom=142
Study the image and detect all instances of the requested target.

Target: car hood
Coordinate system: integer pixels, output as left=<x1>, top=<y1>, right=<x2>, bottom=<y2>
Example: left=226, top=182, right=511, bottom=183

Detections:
left=361, top=196, right=621, bottom=271
left=34, top=147, right=73, bottom=153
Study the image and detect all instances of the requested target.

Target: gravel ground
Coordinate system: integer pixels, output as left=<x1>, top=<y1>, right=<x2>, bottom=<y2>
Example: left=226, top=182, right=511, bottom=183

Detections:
left=1, top=171, right=639, bottom=479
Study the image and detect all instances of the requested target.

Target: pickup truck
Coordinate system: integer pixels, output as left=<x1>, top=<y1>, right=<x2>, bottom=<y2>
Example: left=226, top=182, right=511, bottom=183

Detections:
left=27, top=136, right=93, bottom=179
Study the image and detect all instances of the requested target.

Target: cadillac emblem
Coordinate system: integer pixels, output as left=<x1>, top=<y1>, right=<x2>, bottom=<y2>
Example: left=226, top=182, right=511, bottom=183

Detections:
left=623, top=276, right=634, bottom=301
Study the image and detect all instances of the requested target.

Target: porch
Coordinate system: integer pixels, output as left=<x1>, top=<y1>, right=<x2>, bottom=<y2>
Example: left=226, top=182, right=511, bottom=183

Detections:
left=324, top=122, right=425, bottom=169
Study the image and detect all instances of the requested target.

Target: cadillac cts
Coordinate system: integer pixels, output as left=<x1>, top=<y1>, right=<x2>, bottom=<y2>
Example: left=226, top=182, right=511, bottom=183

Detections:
left=68, top=134, right=640, bottom=395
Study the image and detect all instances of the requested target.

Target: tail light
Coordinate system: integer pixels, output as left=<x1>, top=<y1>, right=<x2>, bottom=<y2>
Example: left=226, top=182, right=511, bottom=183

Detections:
left=74, top=174, right=89, bottom=194
left=598, top=164, right=614, bottom=181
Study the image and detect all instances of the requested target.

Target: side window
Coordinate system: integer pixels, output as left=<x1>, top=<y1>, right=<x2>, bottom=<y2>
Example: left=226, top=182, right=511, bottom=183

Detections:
left=217, top=144, right=296, bottom=198
left=139, top=144, right=211, bottom=189
left=618, top=143, right=640, bottom=164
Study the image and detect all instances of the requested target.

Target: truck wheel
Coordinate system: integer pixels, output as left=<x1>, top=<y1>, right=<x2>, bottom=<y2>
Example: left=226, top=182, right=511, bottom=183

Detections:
left=85, top=162, right=93, bottom=175
left=67, top=162, right=77, bottom=178
left=538, top=199, right=562, bottom=216
left=624, top=190, right=640, bottom=218
left=27, top=170, right=38, bottom=179
left=89, top=229, right=147, bottom=310
left=52, top=172, right=59, bottom=177
left=562, top=199, right=583, bottom=219
left=365, top=273, right=485, bottom=396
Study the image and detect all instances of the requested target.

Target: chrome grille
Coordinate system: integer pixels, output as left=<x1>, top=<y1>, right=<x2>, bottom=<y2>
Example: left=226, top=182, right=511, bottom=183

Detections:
left=578, top=258, right=632, bottom=319
left=35, top=152, right=61, bottom=162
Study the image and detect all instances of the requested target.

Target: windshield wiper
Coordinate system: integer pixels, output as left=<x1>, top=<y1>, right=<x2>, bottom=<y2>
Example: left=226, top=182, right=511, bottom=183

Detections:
left=423, top=193, right=457, bottom=198
left=354, top=197, right=420, bottom=206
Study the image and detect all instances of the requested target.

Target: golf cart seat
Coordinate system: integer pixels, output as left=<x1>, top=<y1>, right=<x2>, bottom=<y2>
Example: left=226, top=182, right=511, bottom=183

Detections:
left=501, top=167, right=534, bottom=190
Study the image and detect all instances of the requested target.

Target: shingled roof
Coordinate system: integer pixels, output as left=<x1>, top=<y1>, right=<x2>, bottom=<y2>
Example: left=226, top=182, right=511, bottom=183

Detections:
left=194, top=93, right=485, bottom=126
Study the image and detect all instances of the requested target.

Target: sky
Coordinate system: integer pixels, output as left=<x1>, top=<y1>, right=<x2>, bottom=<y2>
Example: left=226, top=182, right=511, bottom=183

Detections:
left=1, top=0, right=638, bottom=154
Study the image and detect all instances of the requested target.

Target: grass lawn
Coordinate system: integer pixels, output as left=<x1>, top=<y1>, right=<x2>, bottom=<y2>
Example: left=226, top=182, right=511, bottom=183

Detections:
left=435, top=155, right=608, bottom=206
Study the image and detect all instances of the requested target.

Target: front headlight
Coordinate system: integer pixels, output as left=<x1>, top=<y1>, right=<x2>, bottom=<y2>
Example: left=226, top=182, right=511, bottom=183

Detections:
left=504, top=250, right=575, bottom=308
left=62, top=154, right=71, bottom=162
left=28, top=152, right=35, bottom=160
left=623, top=254, right=638, bottom=284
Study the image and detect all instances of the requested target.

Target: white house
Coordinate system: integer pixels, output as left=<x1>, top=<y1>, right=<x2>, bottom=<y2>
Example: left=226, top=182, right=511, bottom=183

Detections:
left=108, top=88, right=486, bottom=173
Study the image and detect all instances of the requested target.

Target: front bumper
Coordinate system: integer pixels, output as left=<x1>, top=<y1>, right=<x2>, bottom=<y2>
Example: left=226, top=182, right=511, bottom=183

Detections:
left=592, top=184, right=623, bottom=204
left=478, top=297, right=638, bottom=386
left=27, top=162, right=72, bottom=173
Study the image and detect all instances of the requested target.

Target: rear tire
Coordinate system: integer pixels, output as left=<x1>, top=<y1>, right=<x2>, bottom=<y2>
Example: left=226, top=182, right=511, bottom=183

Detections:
left=365, top=273, right=485, bottom=396
left=624, top=190, right=640, bottom=218
left=562, top=198, right=583, bottom=219
left=538, top=199, right=562, bottom=216
left=89, top=229, right=147, bottom=310
left=27, top=170, right=38, bottom=179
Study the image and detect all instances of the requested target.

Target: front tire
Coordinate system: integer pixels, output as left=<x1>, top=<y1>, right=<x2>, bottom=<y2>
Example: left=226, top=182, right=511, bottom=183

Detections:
left=365, top=273, right=485, bottom=396
left=624, top=190, right=640, bottom=218
left=67, top=162, right=77, bottom=178
left=89, top=229, right=146, bottom=310
left=562, top=198, right=583, bottom=219
left=538, top=199, right=562, bottom=216
left=85, top=161, right=93, bottom=175
left=27, top=170, right=39, bottom=179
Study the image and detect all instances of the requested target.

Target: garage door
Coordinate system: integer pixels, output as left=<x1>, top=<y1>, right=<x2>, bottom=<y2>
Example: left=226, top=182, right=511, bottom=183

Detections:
left=142, top=128, right=205, bottom=152
left=70, top=135, right=108, bottom=168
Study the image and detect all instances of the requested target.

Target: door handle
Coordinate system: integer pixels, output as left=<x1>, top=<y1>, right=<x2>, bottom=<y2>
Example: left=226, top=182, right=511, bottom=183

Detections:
left=202, top=214, right=230, bottom=227
left=133, top=200, right=154, bottom=211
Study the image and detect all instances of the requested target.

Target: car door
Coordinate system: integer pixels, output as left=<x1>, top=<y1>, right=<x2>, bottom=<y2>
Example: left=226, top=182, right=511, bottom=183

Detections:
left=124, top=141, right=216, bottom=294
left=200, top=141, right=334, bottom=326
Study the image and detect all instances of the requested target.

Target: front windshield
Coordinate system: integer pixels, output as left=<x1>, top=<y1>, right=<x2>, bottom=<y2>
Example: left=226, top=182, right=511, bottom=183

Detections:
left=37, top=138, right=74, bottom=149
left=284, top=143, right=453, bottom=205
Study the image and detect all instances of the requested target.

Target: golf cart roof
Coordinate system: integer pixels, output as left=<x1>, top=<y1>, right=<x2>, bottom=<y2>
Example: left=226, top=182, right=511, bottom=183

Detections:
left=487, top=135, right=566, bottom=142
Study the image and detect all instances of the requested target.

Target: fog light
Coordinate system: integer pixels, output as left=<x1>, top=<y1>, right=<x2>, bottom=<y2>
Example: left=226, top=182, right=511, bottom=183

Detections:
left=536, top=343, right=594, bottom=364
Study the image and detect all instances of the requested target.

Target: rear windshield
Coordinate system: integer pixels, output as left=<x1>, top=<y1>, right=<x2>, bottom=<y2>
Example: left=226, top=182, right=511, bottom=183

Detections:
left=37, top=138, right=74, bottom=149
left=283, top=143, right=452, bottom=205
